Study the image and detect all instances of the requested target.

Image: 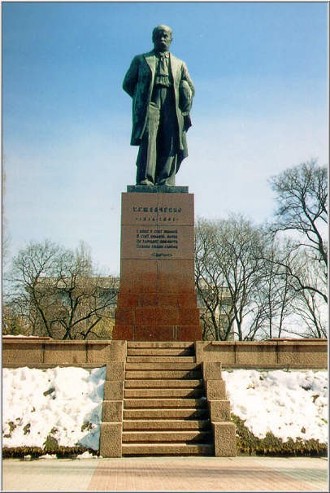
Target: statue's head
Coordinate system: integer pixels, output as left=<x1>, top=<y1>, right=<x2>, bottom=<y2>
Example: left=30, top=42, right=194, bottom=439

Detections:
left=152, top=25, right=173, bottom=52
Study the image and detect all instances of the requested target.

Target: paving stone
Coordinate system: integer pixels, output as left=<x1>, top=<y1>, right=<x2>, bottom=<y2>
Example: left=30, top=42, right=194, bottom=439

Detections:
left=2, top=457, right=328, bottom=492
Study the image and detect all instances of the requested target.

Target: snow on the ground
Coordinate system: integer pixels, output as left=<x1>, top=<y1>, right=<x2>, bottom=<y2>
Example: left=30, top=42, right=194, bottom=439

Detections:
left=222, top=369, right=328, bottom=443
left=2, top=366, right=106, bottom=450
left=2, top=367, right=328, bottom=452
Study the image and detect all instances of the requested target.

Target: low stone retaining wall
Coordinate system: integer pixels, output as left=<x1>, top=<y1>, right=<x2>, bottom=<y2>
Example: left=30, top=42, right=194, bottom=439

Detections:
left=195, top=340, right=327, bottom=368
left=2, top=339, right=126, bottom=367
left=2, top=338, right=327, bottom=369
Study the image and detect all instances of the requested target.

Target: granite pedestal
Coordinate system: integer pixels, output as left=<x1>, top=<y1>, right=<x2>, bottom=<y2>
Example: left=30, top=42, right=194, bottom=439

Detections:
left=112, top=186, right=202, bottom=341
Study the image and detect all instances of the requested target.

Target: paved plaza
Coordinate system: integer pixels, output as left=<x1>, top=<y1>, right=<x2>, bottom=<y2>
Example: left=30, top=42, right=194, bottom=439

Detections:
left=2, top=456, right=328, bottom=492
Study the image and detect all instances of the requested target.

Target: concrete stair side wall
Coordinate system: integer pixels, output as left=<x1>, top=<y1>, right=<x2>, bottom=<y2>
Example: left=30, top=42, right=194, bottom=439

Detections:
left=115, top=342, right=237, bottom=457
left=99, top=344, right=127, bottom=458
left=203, top=361, right=237, bottom=457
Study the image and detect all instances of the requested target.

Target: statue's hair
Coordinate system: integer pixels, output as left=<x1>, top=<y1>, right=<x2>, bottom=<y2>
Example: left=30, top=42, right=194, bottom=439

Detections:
left=152, top=25, right=173, bottom=41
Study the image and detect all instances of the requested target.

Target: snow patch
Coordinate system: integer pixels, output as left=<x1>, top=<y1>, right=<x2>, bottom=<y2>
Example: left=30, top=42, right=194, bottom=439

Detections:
left=3, top=366, right=327, bottom=453
left=3, top=366, right=106, bottom=450
left=222, top=369, right=328, bottom=442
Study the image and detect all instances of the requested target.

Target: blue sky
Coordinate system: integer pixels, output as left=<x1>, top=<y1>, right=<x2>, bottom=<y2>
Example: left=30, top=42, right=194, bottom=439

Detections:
left=2, top=1, right=328, bottom=275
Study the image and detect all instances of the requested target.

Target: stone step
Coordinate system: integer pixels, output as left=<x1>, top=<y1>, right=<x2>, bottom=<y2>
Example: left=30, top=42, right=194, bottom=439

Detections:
left=127, top=348, right=194, bottom=357
left=127, top=342, right=194, bottom=349
left=123, top=408, right=209, bottom=420
left=122, top=443, right=214, bottom=456
left=126, top=356, right=196, bottom=363
left=120, top=341, right=214, bottom=457
left=122, top=430, right=212, bottom=443
left=125, top=370, right=202, bottom=380
left=124, top=388, right=204, bottom=399
left=125, top=379, right=202, bottom=389
left=123, top=420, right=211, bottom=431
left=125, top=362, right=201, bottom=371
left=124, top=398, right=207, bottom=409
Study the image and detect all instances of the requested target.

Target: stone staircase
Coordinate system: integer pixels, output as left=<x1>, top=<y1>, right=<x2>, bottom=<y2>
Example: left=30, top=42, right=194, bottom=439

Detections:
left=99, top=340, right=236, bottom=457
left=122, top=342, right=214, bottom=456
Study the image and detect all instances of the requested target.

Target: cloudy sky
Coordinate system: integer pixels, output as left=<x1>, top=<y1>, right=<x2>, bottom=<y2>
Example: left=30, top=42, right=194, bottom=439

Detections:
left=3, top=1, right=328, bottom=275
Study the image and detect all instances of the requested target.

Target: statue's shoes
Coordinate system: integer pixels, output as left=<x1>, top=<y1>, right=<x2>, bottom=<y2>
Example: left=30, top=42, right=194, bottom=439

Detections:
left=138, top=180, right=154, bottom=186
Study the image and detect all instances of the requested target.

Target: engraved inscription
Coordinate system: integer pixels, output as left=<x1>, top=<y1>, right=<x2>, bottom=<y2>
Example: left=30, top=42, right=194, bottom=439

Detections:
left=132, top=205, right=182, bottom=223
left=136, top=228, right=178, bottom=251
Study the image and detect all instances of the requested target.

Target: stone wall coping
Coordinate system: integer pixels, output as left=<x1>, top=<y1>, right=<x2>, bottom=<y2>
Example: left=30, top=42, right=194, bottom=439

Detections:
left=221, top=365, right=327, bottom=370
left=2, top=336, right=51, bottom=341
left=209, top=340, right=327, bottom=347
left=2, top=339, right=113, bottom=345
left=269, top=338, right=326, bottom=341
left=2, top=363, right=106, bottom=369
left=274, top=341, right=327, bottom=346
left=3, top=338, right=327, bottom=347
left=210, top=341, right=277, bottom=346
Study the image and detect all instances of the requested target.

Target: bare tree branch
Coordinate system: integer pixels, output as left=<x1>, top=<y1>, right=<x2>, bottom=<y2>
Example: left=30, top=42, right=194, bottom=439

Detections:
left=4, top=240, right=117, bottom=339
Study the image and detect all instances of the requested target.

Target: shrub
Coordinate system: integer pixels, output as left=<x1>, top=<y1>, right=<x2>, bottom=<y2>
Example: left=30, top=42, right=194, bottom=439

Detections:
left=2, top=446, right=98, bottom=459
left=232, top=414, right=327, bottom=457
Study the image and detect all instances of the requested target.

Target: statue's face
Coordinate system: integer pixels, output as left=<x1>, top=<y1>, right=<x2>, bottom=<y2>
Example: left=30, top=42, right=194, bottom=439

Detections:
left=153, top=28, right=172, bottom=52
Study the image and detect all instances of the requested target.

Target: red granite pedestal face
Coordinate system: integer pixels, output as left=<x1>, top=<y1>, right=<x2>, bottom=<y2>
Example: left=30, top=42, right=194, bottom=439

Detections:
left=112, top=190, right=202, bottom=341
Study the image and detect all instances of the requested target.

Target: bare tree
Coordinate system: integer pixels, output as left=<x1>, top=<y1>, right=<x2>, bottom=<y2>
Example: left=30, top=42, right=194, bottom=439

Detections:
left=270, top=159, right=328, bottom=268
left=268, top=160, right=328, bottom=338
left=280, top=246, right=327, bottom=338
left=195, top=219, right=234, bottom=340
left=255, top=234, right=295, bottom=340
left=4, top=240, right=117, bottom=339
left=194, top=216, right=323, bottom=341
left=195, top=215, right=270, bottom=341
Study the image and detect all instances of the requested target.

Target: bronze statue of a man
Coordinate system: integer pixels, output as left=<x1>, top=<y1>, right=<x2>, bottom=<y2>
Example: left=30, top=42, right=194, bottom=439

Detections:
left=123, top=25, right=195, bottom=186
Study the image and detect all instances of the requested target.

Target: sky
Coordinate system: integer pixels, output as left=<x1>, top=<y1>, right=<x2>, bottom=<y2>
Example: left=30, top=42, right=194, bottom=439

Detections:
left=2, top=1, right=329, bottom=275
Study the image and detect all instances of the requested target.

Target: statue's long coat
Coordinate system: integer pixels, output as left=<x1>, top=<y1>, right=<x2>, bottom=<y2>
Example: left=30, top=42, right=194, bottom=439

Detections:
left=123, top=50, right=194, bottom=164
